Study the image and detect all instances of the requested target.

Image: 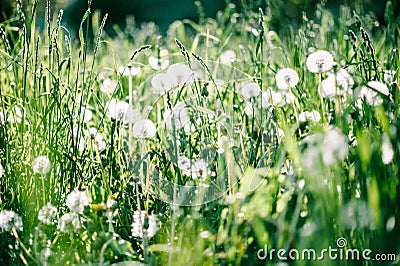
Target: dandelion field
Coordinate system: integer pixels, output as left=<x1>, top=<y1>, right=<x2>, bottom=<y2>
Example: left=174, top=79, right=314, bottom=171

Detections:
left=0, top=0, right=399, bottom=265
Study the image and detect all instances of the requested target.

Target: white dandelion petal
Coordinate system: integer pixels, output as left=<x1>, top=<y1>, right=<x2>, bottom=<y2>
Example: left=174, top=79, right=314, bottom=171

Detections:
left=132, top=119, right=157, bottom=139
left=240, top=82, right=261, bottom=100
left=32, top=156, right=51, bottom=175
left=0, top=210, right=23, bottom=231
left=275, top=68, right=299, bottom=90
left=306, top=50, right=335, bottom=73
left=66, top=190, right=89, bottom=214
left=131, top=211, right=160, bottom=238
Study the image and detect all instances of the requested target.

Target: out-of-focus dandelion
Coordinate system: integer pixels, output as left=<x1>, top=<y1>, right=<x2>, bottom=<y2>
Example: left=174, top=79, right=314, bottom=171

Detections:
left=119, top=64, right=141, bottom=76
left=149, top=56, right=170, bottom=70
left=220, top=50, right=236, bottom=64
left=166, top=63, right=192, bottom=87
left=164, top=102, right=190, bottom=130
left=151, top=73, right=173, bottom=94
left=7, top=106, right=24, bottom=123
left=66, top=190, right=89, bottom=214
left=106, top=99, right=140, bottom=124
left=367, top=80, right=389, bottom=96
left=0, top=163, right=4, bottom=178
left=177, top=156, right=209, bottom=179
left=32, top=155, right=51, bottom=175
left=340, top=201, right=373, bottom=229
left=359, top=86, right=383, bottom=106
left=240, top=82, right=261, bottom=100
left=299, top=110, right=321, bottom=123
left=0, top=111, right=4, bottom=125
left=132, top=119, right=157, bottom=139
left=38, top=203, right=57, bottom=225
left=322, top=128, right=348, bottom=165
left=131, top=211, right=160, bottom=238
left=261, top=91, right=270, bottom=108
left=100, top=78, right=118, bottom=94
left=306, top=50, right=335, bottom=73
left=57, top=212, right=80, bottom=233
left=0, top=210, right=23, bottom=231
left=80, top=107, right=92, bottom=123
left=382, top=134, right=394, bottom=164
left=384, top=70, right=396, bottom=85
left=275, top=68, right=299, bottom=90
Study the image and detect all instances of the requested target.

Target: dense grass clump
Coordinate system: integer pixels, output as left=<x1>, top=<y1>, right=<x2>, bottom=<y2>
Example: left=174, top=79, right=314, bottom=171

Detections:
left=0, top=0, right=399, bottom=265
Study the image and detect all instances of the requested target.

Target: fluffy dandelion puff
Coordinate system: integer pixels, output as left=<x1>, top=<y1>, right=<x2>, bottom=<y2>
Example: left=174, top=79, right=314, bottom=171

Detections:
left=322, top=128, right=348, bottom=165
left=220, top=50, right=236, bottom=64
left=166, top=63, right=192, bottom=87
left=275, top=68, right=299, bottom=90
left=367, top=80, right=389, bottom=96
left=299, top=110, right=321, bottom=123
left=100, top=78, right=118, bottom=94
left=359, top=86, right=383, bottom=106
left=149, top=56, right=170, bottom=70
left=32, top=155, right=51, bottom=175
left=106, top=99, right=138, bottom=124
left=0, top=163, right=4, bottom=178
left=240, top=82, right=261, bottom=100
left=58, top=213, right=80, bottom=233
left=306, top=50, right=335, bottom=73
left=261, top=91, right=270, bottom=108
left=382, top=134, right=394, bottom=164
left=0, top=210, right=23, bottom=231
left=132, top=119, right=157, bottom=139
left=66, top=190, right=89, bottom=214
left=131, top=211, right=160, bottom=238
left=164, top=102, right=190, bottom=130
left=151, top=73, right=173, bottom=94
left=340, top=201, right=373, bottom=229
left=119, top=65, right=141, bottom=76
left=38, top=203, right=58, bottom=225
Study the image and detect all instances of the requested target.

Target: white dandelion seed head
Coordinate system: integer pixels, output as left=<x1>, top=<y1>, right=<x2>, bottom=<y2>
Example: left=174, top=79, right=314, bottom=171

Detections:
left=32, top=155, right=51, bottom=175
left=0, top=163, right=4, bottom=178
left=149, top=56, right=170, bottom=70
left=240, top=82, right=261, bottom=100
left=166, top=63, right=192, bottom=87
left=93, top=132, right=107, bottom=151
left=151, top=73, right=173, bottom=94
left=164, top=102, right=190, bottom=130
left=100, top=78, right=118, bottom=94
left=384, top=70, right=396, bottom=85
left=261, top=91, right=270, bottom=108
left=321, top=74, right=336, bottom=100
left=336, top=69, right=354, bottom=91
left=306, top=50, right=335, bottom=73
left=106, top=100, right=138, bottom=123
left=275, top=68, right=299, bottom=90
left=220, top=50, right=237, bottom=64
left=322, top=128, right=348, bottom=166
left=66, top=190, right=89, bottom=214
left=177, top=156, right=209, bottom=179
left=57, top=212, right=80, bottom=233
left=0, top=210, right=23, bottom=231
left=132, top=119, right=157, bottom=139
left=271, top=90, right=283, bottom=106
left=38, top=203, right=57, bottom=225
left=81, top=107, right=92, bottom=123
left=367, top=80, right=389, bottom=96
left=131, top=211, right=160, bottom=238
left=119, top=65, right=141, bottom=76
left=360, top=86, right=383, bottom=106
left=299, top=110, right=321, bottom=123
left=381, top=134, right=394, bottom=165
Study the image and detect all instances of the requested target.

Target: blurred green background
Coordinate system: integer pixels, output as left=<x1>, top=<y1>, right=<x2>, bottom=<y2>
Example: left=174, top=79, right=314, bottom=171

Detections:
left=1, top=0, right=398, bottom=34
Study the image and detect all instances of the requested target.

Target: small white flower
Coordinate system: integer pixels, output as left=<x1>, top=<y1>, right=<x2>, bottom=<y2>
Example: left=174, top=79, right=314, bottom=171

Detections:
left=220, top=50, right=236, bottom=64
left=131, top=211, right=160, bottom=238
left=57, top=212, right=80, bottom=233
left=164, top=102, right=190, bottom=130
left=0, top=210, right=23, bottom=231
left=151, top=73, right=173, bottom=94
left=66, top=190, right=89, bottom=214
left=166, top=63, right=192, bottom=87
left=322, top=128, right=348, bottom=165
left=240, top=82, right=261, bottom=100
left=367, top=80, right=389, bottom=96
left=119, top=65, right=141, bottom=76
left=275, top=68, right=299, bottom=90
left=149, top=56, right=170, bottom=70
left=32, top=156, right=51, bottom=175
left=306, top=50, right=335, bottom=73
left=382, top=134, right=394, bottom=165
left=100, top=78, right=118, bottom=94
left=38, top=203, right=57, bottom=225
left=132, top=119, right=157, bottom=139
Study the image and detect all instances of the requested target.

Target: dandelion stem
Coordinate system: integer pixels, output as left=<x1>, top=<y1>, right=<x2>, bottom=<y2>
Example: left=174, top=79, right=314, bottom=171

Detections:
left=318, top=73, right=326, bottom=124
